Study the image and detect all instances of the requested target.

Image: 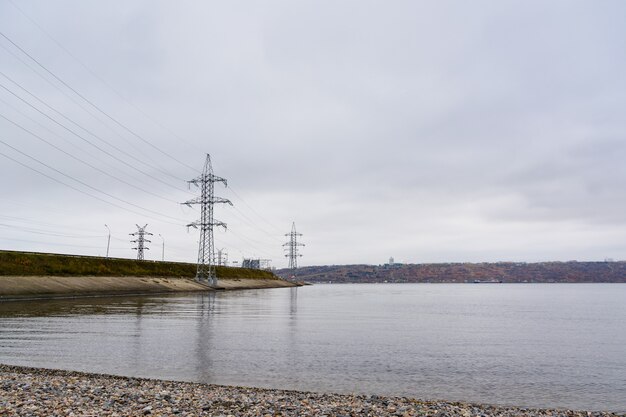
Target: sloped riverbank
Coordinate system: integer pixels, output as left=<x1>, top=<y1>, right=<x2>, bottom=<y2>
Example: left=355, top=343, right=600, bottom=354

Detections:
left=0, top=275, right=297, bottom=300
left=0, top=250, right=297, bottom=300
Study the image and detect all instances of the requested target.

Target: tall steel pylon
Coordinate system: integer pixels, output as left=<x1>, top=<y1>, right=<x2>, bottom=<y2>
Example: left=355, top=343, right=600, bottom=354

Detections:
left=182, top=154, right=232, bottom=285
left=283, top=222, right=304, bottom=269
left=130, top=224, right=152, bottom=260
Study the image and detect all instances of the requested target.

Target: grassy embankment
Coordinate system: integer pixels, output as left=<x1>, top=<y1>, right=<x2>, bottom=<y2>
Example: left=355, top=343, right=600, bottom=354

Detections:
left=0, top=250, right=292, bottom=300
left=0, top=250, right=277, bottom=279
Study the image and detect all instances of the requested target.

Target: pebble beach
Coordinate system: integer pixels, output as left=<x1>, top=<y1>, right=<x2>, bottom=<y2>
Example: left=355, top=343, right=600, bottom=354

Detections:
left=1, top=364, right=623, bottom=417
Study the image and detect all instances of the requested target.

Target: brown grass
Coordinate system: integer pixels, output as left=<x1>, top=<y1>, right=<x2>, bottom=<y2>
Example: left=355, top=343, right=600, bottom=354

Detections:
left=0, top=250, right=278, bottom=280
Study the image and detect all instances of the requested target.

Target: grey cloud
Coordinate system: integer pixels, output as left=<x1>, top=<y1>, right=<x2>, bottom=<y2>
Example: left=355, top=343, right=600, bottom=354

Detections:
left=1, top=0, right=625, bottom=265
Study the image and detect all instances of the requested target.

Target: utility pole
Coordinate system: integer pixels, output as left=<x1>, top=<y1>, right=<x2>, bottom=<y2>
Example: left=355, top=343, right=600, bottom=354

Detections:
left=283, top=222, right=304, bottom=269
left=182, top=154, right=232, bottom=285
left=104, top=224, right=111, bottom=258
left=159, top=234, right=165, bottom=261
left=130, top=224, right=152, bottom=261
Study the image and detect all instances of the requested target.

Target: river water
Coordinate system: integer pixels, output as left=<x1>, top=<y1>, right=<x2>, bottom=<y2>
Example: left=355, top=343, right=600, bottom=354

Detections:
left=0, top=284, right=624, bottom=411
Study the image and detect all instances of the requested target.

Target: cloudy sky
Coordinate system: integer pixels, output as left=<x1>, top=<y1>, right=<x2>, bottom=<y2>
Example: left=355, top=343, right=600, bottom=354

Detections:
left=0, top=0, right=625, bottom=267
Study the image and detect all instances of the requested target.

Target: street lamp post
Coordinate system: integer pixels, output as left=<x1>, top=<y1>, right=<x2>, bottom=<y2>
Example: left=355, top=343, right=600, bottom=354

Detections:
left=104, top=224, right=111, bottom=258
left=159, top=234, right=164, bottom=261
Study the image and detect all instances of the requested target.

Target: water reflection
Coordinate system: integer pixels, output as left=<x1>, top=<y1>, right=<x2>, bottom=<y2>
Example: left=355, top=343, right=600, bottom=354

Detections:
left=0, top=285, right=625, bottom=412
left=289, top=287, right=298, bottom=316
left=0, top=295, right=176, bottom=318
left=284, top=287, right=303, bottom=386
left=194, top=293, right=215, bottom=381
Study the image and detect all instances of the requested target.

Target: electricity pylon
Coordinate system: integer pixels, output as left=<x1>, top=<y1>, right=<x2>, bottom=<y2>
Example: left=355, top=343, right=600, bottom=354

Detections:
left=130, top=224, right=152, bottom=261
left=283, top=222, right=304, bottom=269
left=182, top=154, right=232, bottom=285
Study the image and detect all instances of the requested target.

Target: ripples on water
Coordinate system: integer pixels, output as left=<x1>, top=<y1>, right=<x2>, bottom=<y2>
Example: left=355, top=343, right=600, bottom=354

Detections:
left=0, top=284, right=625, bottom=411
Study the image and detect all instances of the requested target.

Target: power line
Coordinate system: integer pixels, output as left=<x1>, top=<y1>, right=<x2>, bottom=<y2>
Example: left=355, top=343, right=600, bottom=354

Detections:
left=0, top=70, right=191, bottom=188
left=6, top=0, right=206, bottom=160
left=1, top=103, right=279, bottom=261
left=1, top=27, right=290, bottom=259
left=284, top=222, right=304, bottom=269
left=0, top=30, right=200, bottom=174
left=0, top=198, right=85, bottom=217
left=0, top=75, right=189, bottom=194
left=227, top=203, right=283, bottom=244
left=0, top=43, right=172, bottom=177
left=0, top=213, right=103, bottom=234
left=0, top=67, right=194, bottom=188
left=0, top=121, right=186, bottom=222
left=226, top=185, right=285, bottom=235
left=0, top=24, right=293, bottom=263
left=182, top=154, right=232, bottom=285
left=0, top=145, right=184, bottom=226
left=0, top=222, right=104, bottom=239
left=130, top=224, right=152, bottom=261
left=0, top=106, right=181, bottom=205
left=0, top=236, right=124, bottom=251
left=0, top=90, right=111, bottom=165
left=207, top=162, right=285, bottom=247
left=222, top=228, right=277, bottom=259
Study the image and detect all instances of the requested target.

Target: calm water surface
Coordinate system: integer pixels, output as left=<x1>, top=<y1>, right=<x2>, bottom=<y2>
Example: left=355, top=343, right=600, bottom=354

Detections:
left=0, top=284, right=624, bottom=411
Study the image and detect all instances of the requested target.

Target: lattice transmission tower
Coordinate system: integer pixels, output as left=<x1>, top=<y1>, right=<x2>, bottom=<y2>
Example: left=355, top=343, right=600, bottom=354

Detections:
left=130, top=224, right=152, bottom=260
left=182, top=154, right=232, bottom=285
left=283, top=222, right=304, bottom=269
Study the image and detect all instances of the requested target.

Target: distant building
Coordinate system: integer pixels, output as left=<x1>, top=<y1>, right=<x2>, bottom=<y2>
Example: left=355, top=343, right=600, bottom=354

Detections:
left=259, top=259, right=272, bottom=270
left=242, top=258, right=261, bottom=269
left=384, top=256, right=402, bottom=269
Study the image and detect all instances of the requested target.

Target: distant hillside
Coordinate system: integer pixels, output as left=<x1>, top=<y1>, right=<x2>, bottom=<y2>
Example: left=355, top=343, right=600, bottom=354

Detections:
left=0, top=250, right=278, bottom=280
left=276, top=262, right=626, bottom=283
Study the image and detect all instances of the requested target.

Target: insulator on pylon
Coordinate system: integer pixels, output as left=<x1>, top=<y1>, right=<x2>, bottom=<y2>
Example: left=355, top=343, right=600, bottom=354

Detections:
left=283, top=222, right=304, bottom=270
left=181, top=154, right=232, bottom=285
left=130, top=224, right=153, bottom=261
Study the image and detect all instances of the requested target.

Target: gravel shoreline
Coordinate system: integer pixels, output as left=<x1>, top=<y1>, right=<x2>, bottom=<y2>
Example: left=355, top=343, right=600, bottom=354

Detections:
left=1, top=364, right=623, bottom=417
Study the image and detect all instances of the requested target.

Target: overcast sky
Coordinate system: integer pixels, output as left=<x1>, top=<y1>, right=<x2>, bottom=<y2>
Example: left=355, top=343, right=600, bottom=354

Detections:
left=0, top=0, right=625, bottom=267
